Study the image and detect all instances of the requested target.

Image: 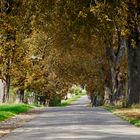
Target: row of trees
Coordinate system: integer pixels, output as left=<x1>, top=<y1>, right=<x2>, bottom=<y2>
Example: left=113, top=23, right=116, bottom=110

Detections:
left=0, top=0, right=139, bottom=106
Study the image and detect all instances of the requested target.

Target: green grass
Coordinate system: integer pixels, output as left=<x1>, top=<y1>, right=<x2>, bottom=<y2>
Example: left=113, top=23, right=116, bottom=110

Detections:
left=59, top=93, right=86, bottom=107
left=0, top=104, right=34, bottom=122
left=102, top=105, right=122, bottom=112
left=129, top=119, right=140, bottom=126
left=103, top=105, right=140, bottom=127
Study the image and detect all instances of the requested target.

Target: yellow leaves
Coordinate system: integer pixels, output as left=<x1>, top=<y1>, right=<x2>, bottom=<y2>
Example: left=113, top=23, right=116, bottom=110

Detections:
left=0, top=0, right=135, bottom=101
left=90, top=2, right=105, bottom=13
left=48, top=72, right=57, bottom=81
left=131, top=39, right=137, bottom=48
left=72, top=34, right=77, bottom=40
left=26, top=74, right=33, bottom=86
left=121, top=28, right=130, bottom=37
left=90, top=6, right=96, bottom=14
left=30, top=15, right=36, bottom=27
left=78, top=11, right=87, bottom=18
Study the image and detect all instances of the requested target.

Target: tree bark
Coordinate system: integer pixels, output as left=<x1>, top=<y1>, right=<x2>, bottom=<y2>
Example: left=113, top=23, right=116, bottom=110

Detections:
left=15, top=89, right=25, bottom=103
left=2, top=75, right=11, bottom=103
left=0, top=80, right=4, bottom=103
left=107, top=30, right=126, bottom=104
left=19, top=89, right=25, bottom=103
left=127, top=0, right=140, bottom=105
left=104, top=84, right=111, bottom=104
left=127, top=39, right=140, bottom=104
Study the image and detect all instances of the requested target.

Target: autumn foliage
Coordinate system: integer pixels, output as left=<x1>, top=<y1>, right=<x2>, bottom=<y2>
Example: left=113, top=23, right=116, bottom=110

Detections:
left=0, top=0, right=139, bottom=106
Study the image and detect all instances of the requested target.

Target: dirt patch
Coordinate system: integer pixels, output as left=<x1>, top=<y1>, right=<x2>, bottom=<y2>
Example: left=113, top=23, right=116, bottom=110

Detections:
left=0, top=108, right=46, bottom=138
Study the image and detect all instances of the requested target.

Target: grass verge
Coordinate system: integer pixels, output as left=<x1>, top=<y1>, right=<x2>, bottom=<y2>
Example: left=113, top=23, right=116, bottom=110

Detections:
left=103, top=105, right=140, bottom=127
left=59, top=93, right=86, bottom=107
left=0, top=104, right=35, bottom=122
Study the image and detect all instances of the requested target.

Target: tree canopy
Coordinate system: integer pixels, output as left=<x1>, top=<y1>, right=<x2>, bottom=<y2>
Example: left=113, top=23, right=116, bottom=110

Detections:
left=0, top=0, right=139, bottom=106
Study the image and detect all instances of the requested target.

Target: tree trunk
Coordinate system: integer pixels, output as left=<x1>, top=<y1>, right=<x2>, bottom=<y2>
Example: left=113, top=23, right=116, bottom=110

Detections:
left=106, top=30, right=126, bottom=104
left=0, top=80, right=4, bottom=103
left=106, top=45, right=117, bottom=104
left=127, top=0, right=140, bottom=105
left=34, top=93, right=38, bottom=105
left=127, top=39, right=140, bottom=104
left=2, top=75, right=10, bottom=103
left=19, top=89, right=25, bottom=103
left=104, top=84, right=111, bottom=105
left=15, top=89, right=25, bottom=103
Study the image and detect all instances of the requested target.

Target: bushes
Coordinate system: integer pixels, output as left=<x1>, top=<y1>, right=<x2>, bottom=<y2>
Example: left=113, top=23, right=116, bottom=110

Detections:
left=49, top=94, right=61, bottom=106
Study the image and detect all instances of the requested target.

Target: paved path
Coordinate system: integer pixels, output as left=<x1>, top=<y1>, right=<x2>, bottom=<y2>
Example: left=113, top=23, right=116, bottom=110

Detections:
left=1, top=96, right=140, bottom=140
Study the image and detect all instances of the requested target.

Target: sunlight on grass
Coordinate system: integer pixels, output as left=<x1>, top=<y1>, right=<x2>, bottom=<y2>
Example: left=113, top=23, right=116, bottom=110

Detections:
left=0, top=104, right=34, bottom=121
left=60, top=93, right=86, bottom=107
left=0, top=111, right=14, bottom=121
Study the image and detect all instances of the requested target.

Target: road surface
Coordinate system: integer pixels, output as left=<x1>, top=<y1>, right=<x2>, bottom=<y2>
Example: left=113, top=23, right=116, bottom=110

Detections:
left=1, top=95, right=140, bottom=140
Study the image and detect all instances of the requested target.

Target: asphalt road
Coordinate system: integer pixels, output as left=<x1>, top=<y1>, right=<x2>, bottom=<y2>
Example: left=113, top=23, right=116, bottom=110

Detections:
left=1, top=96, right=140, bottom=140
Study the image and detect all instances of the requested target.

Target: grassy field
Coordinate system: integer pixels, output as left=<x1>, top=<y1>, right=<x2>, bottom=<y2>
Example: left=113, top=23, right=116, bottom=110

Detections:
left=0, top=104, right=34, bottom=122
left=60, top=93, right=86, bottom=106
left=103, top=105, right=140, bottom=127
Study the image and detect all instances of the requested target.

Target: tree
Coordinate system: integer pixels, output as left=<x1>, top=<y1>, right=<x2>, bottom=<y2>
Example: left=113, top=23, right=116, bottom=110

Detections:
left=0, top=0, right=139, bottom=106
left=0, top=0, right=17, bottom=102
left=127, top=0, right=140, bottom=105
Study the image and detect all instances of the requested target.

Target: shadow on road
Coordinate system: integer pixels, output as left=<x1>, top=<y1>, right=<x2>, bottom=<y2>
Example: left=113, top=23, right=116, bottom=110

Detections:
left=1, top=96, right=140, bottom=140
